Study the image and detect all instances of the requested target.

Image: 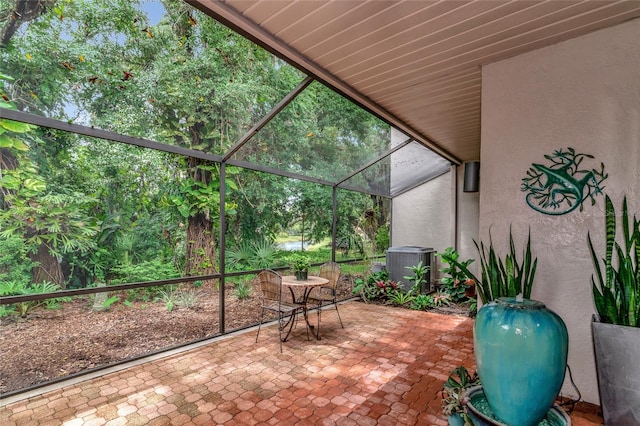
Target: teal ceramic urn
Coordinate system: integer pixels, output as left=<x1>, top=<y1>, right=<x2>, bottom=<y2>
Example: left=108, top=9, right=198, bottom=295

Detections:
left=474, top=297, right=568, bottom=426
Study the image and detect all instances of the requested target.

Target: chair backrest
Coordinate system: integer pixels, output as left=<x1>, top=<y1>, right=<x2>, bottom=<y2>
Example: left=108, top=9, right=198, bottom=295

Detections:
left=258, top=269, right=282, bottom=302
left=319, top=262, right=341, bottom=290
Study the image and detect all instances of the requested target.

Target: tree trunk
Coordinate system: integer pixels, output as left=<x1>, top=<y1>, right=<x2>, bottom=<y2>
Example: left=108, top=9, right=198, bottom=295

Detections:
left=185, top=211, right=217, bottom=277
left=1, top=0, right=57, bottom=46
left=30, top=243, right=64, bottom=287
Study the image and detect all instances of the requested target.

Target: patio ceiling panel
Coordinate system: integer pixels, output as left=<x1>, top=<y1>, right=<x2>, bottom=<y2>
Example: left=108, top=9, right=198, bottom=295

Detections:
left=189, top=0, right=640, bottom=166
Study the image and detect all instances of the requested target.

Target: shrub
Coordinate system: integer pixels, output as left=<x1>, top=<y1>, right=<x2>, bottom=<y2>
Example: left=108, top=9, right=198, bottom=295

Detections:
left=353, top=269, right=400, bottom=302
left=387, top=289, right=415, bottom=306
left=234, top=278, right=252, bottom=300
left=410, top=294, right=434, bottom=311
left=436, top=247, right=474, bottom=303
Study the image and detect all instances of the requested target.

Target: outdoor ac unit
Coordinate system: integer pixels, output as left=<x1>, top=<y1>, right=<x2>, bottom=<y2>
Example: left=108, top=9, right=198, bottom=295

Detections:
left=386, top=246, right=434, bottom=293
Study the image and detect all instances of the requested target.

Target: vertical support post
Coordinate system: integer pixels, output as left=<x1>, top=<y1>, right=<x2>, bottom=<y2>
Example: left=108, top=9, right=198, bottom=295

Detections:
left=219, top=162, right=226, bottom=334
left=452, top=164, right=458, bottom=252
left=332, top=186, right=337, bottom=262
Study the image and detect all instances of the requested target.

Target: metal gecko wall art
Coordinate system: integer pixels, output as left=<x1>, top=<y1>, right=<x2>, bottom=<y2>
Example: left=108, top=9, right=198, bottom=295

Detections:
left=521, top=148, right=607, bottom=215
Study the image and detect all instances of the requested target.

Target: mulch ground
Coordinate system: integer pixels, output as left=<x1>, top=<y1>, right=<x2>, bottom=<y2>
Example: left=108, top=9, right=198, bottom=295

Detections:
left=0, top=275, right=471, bottom=396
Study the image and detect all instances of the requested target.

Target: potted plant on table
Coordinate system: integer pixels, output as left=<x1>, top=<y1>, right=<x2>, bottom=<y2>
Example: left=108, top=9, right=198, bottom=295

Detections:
left=291, top=253, right=311, bottom=280
left=442, top=366, right=480, bottom=426
left=588, top=195, right=640, bottom=425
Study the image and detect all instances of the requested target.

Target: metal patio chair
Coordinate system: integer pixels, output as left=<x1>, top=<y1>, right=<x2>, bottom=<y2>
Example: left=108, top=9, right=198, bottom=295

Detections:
left=255, top=269, right=303, bottom=352
left=308, top=262, right=344, bottom=337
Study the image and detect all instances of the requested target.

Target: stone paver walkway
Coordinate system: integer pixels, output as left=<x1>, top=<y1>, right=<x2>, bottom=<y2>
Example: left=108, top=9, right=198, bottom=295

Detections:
left=1, top=301, right=602, bottom=425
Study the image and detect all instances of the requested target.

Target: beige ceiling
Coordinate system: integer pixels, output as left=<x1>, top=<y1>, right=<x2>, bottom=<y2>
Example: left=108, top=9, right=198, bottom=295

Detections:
left=189, top=0, right=640, bottom=165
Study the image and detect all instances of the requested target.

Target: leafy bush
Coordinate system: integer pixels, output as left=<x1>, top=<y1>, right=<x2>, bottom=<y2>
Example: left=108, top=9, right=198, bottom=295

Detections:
left=353, top=269, right=399, bottom=302
left=410, top=294, right=434, bottom=311
left=432, top=291, right=452, bottom=307
left=227, top=241, right=254, bottom=270
left=233, top=278, right=252, bottom=300
left=250, top=240, right=277, bottom=269
left=227, top=240, right=277, bottom=271
left=154, top=284, right=201, bottom=311
left=10, top=281, right=70, bottom=317
left=403, top=261, right=430, bottom=295
left=374, top=224, right=390, bottom=252
left=387, top=289, right=415, bottom=306
left=111, top=259, right=180, bottom=284
left=436, top=247, right=474, bottom=303
left=442, top=366, right=481, bottom=417
left=336, top=233, right=365, bottom=257
left=0, top=236, right=37, bottom=288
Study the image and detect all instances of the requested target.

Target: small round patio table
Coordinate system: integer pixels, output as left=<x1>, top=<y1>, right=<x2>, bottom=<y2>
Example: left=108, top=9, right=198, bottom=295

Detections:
left=281, top=275, right=328, bottom=340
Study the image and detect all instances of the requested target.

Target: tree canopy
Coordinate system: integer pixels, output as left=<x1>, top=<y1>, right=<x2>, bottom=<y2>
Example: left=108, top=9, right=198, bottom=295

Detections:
left=0, top=0, right=391, bottom=290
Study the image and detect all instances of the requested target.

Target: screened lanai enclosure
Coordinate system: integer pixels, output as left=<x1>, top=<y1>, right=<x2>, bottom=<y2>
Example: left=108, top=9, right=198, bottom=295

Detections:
left=0, top=0, right=451, bottom=396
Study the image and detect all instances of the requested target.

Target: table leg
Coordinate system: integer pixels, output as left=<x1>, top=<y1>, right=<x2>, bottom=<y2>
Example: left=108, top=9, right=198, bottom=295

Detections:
left=302, top=288, right=321, bottom=340
left=286, top=285, right=321, bottom=341
left=280, top=309, right=298, bottom=342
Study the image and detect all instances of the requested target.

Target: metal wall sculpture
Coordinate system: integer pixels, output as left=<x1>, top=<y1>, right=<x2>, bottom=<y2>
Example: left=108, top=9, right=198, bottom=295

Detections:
left=521, top=148, right=607, bottom=215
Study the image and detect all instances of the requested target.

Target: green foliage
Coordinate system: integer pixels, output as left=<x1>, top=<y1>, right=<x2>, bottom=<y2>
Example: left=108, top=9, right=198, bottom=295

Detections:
left=406, top=290, right=455, bottom=311
left=436, top=247, right=475, bottom=303
left=410, top=294, right=434, bottom=311
left=156, top=287, right=177, bottom=312
left=227, top=240, right=277, bottom=271
left=374, top=224, right=390, bottom=252
left=102, top=295, right=120, bottom=310
left=353, top=269, right=399, bottom=302
left=176, top=287, right=201, bottom=309
left=226, top=241, right=254, bottom=270
left=432, top=291, right=452, bottom=307
left=0, top=235, right=37, bottom=287
left=111, top=260, right=180, bottom=284
left=336, top=233, right=365, bottom=257
left=589, top=195, right=640, bottom=327
left=155, top=284, right=201, bottom=311
left=290, top=252, right=311, bottom=272
left=442, top=366, right=481, bottom=417
left=0, top=304, right=16, bottom=317
left=233, top=278, right=252, bottom=300
left=403, top=261, right=430, bottom=295
left=6, top=281, right=69, bottom=318
left=467, top=297, right=478, bottom=317
left=0, top=1, right=392, bottom=292
left=387, top=289, right=415, bottom=306
left=452, top=228, right=537, bottom=304
left=250, top=240, right=277, bottom=269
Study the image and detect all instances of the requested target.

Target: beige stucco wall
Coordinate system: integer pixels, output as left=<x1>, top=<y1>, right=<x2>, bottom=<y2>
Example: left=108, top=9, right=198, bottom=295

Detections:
left=391, top=169, right=453, bottom=255
left=481, top=18, right=640, bottom=404
left=392, top=164, right=481, bottom=280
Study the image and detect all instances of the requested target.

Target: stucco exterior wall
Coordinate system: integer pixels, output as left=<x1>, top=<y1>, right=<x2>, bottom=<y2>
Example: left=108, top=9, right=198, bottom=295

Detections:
left=481, top=18, right=640, bottom=404
left=392, top=163, right=481, bottom=282
left=391, top=169, right=453, bottom=255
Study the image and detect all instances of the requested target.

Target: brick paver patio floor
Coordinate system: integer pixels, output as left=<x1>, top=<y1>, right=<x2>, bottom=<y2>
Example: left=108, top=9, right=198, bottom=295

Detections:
left=1, top=301, right=602, bottom=425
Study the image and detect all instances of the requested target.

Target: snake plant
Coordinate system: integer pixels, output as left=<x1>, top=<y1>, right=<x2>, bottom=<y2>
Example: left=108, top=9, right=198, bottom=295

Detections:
left=588, top=195, right=640, bottom=327
left=450, top=227, right=537, bottom=304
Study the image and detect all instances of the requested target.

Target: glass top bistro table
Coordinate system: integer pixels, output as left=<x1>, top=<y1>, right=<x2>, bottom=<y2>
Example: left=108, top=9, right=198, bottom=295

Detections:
left=281, top=275, right=328, bottom=340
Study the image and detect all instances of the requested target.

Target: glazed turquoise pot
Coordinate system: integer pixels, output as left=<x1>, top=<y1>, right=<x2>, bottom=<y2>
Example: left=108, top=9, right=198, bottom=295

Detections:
left=447, top=413, right=465, bottom=426
left=474, top=297, right=568, bottom=426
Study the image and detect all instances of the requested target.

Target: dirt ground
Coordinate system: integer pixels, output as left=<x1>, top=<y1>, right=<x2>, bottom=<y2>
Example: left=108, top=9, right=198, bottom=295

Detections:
left=0, top=275, right=470, bottom=396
